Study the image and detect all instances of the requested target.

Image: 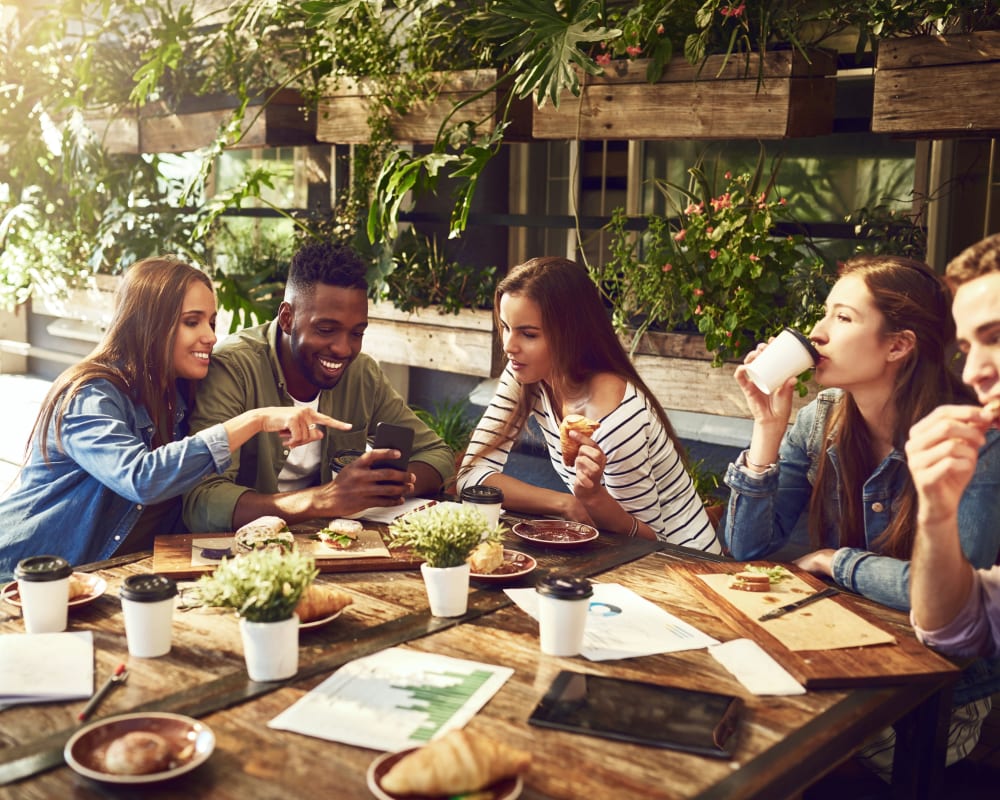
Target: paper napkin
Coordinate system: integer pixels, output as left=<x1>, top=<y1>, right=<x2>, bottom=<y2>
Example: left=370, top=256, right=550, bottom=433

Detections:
left=709, top=638, right=805, bottom=696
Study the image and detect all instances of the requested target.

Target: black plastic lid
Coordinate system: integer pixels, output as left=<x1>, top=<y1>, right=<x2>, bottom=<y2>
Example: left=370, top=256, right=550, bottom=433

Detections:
left=535, top=574, right=593, bottom=600
left=120, top=574, right=178, bottom=603
left=783, top=327, right=820, bottom=365
left=460, top=485, right=504, bottom=504
left=15, top=555, right=72, bottom=582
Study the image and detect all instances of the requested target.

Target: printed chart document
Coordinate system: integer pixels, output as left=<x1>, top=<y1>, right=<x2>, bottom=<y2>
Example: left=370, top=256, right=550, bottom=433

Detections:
left=0, top=631, right=94, bottom=710
left=268, top=646, right=513, bottom=751
left=505, top=582, right=718, bottom=661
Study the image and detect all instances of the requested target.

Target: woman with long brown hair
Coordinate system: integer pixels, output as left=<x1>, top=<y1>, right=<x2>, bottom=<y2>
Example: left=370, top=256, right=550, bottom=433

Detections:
left=0, top=256, right=346, bottom=578
left=458, top=257, right=719, bottom=552
left=723, top=253, right=1000, bottom=776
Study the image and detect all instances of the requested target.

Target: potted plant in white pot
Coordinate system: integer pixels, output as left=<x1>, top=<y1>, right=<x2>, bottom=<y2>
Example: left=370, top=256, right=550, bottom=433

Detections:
left=195, top=549, right=318, bottom=682
left=389, top=504, right=503, bottom=618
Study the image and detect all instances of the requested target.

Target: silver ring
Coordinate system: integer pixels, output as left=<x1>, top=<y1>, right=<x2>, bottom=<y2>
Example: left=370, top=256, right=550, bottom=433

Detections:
left=307, top=423, right=317, bottom=430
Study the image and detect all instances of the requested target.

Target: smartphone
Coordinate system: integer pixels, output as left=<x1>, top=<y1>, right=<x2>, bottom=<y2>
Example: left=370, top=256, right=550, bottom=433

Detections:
left=372, top=422, right=414, bottom=473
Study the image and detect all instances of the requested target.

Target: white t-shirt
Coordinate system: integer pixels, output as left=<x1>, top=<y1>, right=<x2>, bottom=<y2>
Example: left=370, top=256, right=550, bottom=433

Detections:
left=277, top=397, right=322, bottom=493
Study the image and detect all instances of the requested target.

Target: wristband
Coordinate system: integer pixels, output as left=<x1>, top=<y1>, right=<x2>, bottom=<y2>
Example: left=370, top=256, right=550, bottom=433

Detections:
left=626, top=516, right=639, bottom=538
left=745, top=453, right=777, bottom=471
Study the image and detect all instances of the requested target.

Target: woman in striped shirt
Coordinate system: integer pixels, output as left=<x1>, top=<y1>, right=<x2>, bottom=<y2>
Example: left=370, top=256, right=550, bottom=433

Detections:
left=458, top=257, right=720, bottom=552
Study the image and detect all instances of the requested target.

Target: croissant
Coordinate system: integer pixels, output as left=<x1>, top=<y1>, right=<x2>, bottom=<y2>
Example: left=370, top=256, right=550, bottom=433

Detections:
left=294, top=583, right=353, bottom=623
left=380, top=729, right=531, bottom=795
left=560, top=414, right=600, bottom=467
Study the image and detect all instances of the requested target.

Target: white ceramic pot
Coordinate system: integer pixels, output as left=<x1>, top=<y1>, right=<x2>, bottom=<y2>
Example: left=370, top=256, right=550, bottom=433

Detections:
left=420, top=562, right=471, bottom=617
left=239, top=614, right=299, bottom=681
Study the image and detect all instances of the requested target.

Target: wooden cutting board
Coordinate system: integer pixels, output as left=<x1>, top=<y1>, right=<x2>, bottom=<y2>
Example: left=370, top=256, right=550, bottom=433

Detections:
left=677, top=559, right=958, bottom=689
left=151, top=530, right=422, bottom=579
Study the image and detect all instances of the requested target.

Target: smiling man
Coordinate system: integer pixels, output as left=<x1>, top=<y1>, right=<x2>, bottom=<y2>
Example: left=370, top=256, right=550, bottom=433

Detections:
left=183, top=241, right=454, bottom=532
left=908, top=234, right=1000, bottom=658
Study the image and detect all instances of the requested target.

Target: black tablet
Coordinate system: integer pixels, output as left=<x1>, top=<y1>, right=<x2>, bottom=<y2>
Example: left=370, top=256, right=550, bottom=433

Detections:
left=528, top=671, right=741, bottom=758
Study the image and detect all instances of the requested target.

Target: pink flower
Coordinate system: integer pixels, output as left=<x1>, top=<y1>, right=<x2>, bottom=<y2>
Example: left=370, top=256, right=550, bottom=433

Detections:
left=693, top=288, right=704, bottom=297
left=596, top=53, right=612, bottom=67
left=662, top=263, right=673, bottom=272
left=709, top=249, right=718, bottom=260
left=626, top=45, right=642, bottom=57
left=748, top=254, right=760, bottom=262
left=724, top=170, right=732, bottom=179
left=695, top=304, right=703, bottom=315
left=684, top=202, right=703, bottom=215
left=779, top=197, right=787, bottom=206
left=710, top=192, right=732, bottom=212
left=656, top=24, right=665, bottom=35
left=706, top=226, right=714, bottom=235
left=726, top=331, right=732, bottom=337
left=721, top=3, right=745, bottom=17
left=673, top=229, right=686, bottom=242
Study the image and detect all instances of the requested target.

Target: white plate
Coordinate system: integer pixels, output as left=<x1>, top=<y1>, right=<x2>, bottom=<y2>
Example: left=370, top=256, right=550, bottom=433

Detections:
left=64, top=712, right=215, bottom=784
left=366, top=748, right=523, bottom=800
left=1, top=572, right=107, bottom=609
left=299, top=606, right=348, bottom=630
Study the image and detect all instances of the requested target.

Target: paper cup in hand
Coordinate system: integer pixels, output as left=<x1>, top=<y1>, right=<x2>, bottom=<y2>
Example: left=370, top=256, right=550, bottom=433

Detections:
left=536, top=575, right=593, bottom=657
left=14, top=555, right=72, bottom=633
left=743, top=328, right=819, bottom=395
left=120, top=574, right=178, bottom=658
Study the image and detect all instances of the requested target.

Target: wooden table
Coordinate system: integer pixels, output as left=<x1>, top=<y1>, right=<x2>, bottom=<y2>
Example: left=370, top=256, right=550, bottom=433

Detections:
left=0, top=528, right=959, bottom=799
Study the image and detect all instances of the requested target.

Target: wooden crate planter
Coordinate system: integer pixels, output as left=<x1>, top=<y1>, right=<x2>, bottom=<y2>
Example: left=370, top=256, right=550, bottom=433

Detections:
left=627, top=330, right=815, bottom=420
left=363, top=301, right=500, bottom=378
left=533, top=50, right=837, bottom=141
left=873, top=31, right=1000, bottom=135
left=316, top=69, right=533, bottom=145
left=88, top=89, right=316, bottom=154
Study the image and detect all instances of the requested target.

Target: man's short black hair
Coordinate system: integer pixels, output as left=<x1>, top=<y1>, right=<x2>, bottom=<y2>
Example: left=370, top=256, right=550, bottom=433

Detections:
left=287, top=240, right=369, bottom=294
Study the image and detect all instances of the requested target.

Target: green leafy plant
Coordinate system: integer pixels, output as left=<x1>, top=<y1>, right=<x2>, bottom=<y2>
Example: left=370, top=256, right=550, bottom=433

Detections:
left=390, top=504, right=503, bottom=568
left=594, top=152, right=836, bottom=368
left=195, top=549, right=318, bottom=623
left=413, top=398, right=478, bottom=454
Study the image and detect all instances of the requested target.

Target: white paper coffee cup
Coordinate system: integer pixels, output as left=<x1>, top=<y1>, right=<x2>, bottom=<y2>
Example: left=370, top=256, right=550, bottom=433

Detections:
left=536, top=575, right=593, bottom=657
left=460, top=485, right=504, bottom=530
left=14, top=555, right=72, bottom=633
left=120, top=574, right=178, bottom=658
left=743, top=328, right=819, bottom=395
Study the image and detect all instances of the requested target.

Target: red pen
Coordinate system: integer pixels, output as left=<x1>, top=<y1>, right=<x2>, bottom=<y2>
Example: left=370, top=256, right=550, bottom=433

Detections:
left=78, top=663, right=128, bottom=722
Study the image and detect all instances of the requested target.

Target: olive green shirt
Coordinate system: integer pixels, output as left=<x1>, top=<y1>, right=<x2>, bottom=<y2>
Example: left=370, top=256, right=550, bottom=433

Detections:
left=182, top=321, right=455, bottom=532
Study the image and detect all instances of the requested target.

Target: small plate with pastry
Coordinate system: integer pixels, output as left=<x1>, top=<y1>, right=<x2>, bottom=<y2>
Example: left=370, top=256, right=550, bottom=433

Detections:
left=296, top=582, right=354, bottom=630
left=366, top=729, right=530, bottom=800
left=468, top=543, right=537, bottom=583
left=64, top=712, right=215, bottom=784
left=1, top=572, right=107, bottom=609
left=511, top=519, right=599, bottom=548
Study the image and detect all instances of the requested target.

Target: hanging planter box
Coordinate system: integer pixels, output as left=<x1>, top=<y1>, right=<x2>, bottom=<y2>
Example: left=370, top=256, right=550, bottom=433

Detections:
left=87, top=89, right=316, bottom=154
left=532, top=49, right=837, bottom=141
left=363, top=301, right=500, bottom=378
left=316, top=69, right=532, bottom=144
left=873, top=31, right=1000, bottom=135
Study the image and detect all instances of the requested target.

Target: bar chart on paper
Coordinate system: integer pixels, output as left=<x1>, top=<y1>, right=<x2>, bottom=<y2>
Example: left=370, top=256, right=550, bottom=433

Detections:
left=267, top=647, right=514, bottom=751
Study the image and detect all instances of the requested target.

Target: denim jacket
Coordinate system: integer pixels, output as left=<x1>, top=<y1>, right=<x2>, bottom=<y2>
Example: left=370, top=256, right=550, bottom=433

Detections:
left=0, top=379, right=231, bottom=579
left=722, top=389, right=1000, bottom=612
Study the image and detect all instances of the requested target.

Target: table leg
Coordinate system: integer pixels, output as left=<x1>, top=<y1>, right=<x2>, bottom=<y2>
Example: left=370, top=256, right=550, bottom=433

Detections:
left=890, top=677, right=954, bottom=799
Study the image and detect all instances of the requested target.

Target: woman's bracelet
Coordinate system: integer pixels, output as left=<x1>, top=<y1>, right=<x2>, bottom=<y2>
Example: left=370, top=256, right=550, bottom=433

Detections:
left=626, top=516, right=639, bottom=538
left=745, top=454, right=777, bottom=472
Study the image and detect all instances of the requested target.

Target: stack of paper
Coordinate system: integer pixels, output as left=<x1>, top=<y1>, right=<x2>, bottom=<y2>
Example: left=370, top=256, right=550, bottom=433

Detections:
left=0, top=631, right=94, bottom=710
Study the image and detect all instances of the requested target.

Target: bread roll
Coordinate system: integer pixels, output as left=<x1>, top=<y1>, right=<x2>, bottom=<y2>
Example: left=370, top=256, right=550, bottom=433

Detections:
left=381, top=729, right=531, bottom=795
left=294, top=583, right=353, bottom=623
left=104, top=731, right=172, bottom=775
left=234, top=516, right=294, bottom=554
left=559, top=414, right=600, bottom=467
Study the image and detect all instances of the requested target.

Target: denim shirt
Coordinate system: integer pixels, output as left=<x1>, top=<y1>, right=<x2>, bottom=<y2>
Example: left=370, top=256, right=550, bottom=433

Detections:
left=0, top=379, right=231, bottom=580
left=722, top=389, right=1000, bottom=612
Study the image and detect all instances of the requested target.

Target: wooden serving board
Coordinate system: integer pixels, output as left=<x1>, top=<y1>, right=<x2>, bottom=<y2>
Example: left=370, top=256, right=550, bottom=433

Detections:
left=151, top=532, right=422, bottom=580
left=677, top=560, right=959, bottom=689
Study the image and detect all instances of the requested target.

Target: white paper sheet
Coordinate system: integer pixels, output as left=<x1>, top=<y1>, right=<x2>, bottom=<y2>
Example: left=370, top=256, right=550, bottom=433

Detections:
left=0, top=630, right=94, bottom=709
left=504, top=583, right=719, bottom=661
left=268, top=646, right=513, bottom=751
left=349, top=498, right=456, bottom=524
